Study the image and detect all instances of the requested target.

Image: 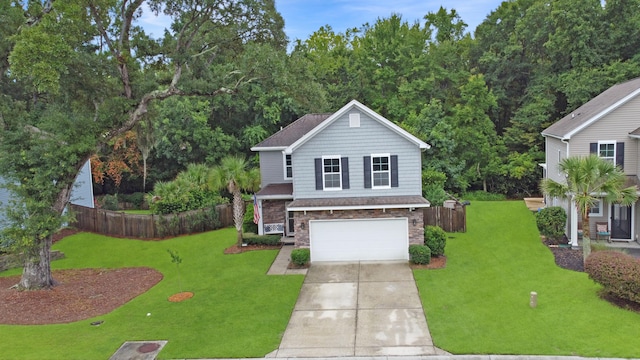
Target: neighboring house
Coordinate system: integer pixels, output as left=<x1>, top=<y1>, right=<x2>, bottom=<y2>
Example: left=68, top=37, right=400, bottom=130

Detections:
left=251, top=100, right=431, bottom=262
left=0, top=160, right=95, bottom=230
left=541, top=77, right=640, bottom=246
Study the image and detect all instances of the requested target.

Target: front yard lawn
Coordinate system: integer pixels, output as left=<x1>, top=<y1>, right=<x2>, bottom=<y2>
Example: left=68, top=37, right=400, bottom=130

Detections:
left=0, top=228, right=303, bottom=360
left=414, top=201, right=640, bottom=357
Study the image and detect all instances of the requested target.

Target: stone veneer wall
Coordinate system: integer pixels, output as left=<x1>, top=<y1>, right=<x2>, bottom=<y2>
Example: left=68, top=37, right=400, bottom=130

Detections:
left=294, top=208, right=424, bottom=247
left=261, top=200, right=286, bottom=225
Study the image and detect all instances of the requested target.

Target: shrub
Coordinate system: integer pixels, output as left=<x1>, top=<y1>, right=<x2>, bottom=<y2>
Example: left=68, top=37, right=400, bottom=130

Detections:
left=409, top=244, right=431, bottom=265
left=536, top=206, right=567, bottom=242
left=424, top=225, right=447, bottom=256
left=585, top=250, right=640, bottom=304
left=243, top=204, right=258, bottom=234
left=119, top=192, right=145, bottom=208
left=463, top=191, right=506, bottom=201
left=242, top=233, right=281, bottom=246
left=291, top=248, right=310, bottom=266
left=100, top=194, right=119, bottom=211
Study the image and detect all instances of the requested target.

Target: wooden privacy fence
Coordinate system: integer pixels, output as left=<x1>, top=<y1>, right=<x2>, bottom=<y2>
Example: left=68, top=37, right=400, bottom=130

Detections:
left=424, top=205, right=467, bottom=232
left=69, top=204, right=234, bottom=239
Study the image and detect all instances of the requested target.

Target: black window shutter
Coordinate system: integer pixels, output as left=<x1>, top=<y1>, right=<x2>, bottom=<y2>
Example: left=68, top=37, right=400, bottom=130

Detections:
left=314, top=158, right=323, bottom=190
left=363, top=156, right=371, bottom=189
left=589, top=143, right=597, bottom=154
left=341, top=157, right=350, bottom=189
left=391, top=155, right=399, bottom=187
left=616, top=142, right=624, bottom=169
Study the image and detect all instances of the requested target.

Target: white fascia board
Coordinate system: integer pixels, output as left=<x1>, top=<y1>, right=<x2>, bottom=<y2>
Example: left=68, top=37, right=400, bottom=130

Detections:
left=250, top=146, right=287, bottom=152
left=287, top=203, right=431, bottom=212
left=629, top=134, right=640, bottom=139
left=284, top=100, right=430, bottom=155
left=563, top=88, right=640, bottom=140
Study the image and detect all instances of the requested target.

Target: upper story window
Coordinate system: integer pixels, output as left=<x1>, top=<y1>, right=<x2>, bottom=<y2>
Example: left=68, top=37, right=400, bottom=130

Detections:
left=598, top=141, right=615, bottom=163
left=323, top=156, right=342, bottom=190
left=284, top=154, right=293, bottom=179
left=372, top=154, right=390, bottom=188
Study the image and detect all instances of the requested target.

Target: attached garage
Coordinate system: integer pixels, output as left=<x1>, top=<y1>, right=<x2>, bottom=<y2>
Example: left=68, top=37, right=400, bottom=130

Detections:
left=309, top=218, right=409, bottom=262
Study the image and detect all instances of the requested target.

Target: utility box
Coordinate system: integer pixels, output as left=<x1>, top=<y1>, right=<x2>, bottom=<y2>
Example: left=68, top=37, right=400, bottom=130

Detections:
left=443, top=200, right=457, bottom=209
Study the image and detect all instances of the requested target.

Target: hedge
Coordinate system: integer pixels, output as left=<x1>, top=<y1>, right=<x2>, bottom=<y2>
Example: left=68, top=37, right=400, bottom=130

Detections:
left=585, top=250, right=640, bottom=304
left=409, top=244, right=431, bottom=265
left=242, top=233, right=282, bottom=246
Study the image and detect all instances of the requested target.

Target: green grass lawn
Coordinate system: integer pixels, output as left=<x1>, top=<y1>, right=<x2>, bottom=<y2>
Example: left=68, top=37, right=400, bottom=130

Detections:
left=120, top=209, right=153, bottom=214
left=415, top=201, right=640, bottom=357
left=0, top=228, right=303, bottom=360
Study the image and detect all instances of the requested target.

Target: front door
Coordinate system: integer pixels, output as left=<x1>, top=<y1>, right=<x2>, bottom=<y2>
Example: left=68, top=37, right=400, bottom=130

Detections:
left=285, top=203, right=295, bottom=237
left=611, top=204, right=632, bottom=240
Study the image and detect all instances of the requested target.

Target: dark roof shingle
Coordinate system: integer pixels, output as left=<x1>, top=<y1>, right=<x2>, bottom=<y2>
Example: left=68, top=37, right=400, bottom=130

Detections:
left=252, top=113, right=331, bottom=149
left=542, top=77, right=640, bottom=138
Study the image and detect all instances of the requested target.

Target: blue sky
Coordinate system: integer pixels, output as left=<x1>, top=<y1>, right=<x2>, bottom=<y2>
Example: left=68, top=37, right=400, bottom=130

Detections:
left=275, top=0, right=504, bottom=42
left=140, top=1, right=504, bottom=42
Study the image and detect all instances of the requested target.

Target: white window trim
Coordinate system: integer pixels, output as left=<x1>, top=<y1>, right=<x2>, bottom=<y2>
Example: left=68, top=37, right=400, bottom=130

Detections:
left=371, top=153, right=391, bottom=189
left=283, top=153, right=293, bottom=180
left=597, top=141, right=616, bottom=163
left=589, top=198, right=603, bottom=217
left=322, top=155, right=342, bottom=191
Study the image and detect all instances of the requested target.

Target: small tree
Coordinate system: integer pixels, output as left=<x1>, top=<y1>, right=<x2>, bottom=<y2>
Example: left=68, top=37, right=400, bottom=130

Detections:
left=540, top=155, right=637, bottom=264
left=535, top=206, right=567, bottom=242
left=167, top=249, right=183, bottom=293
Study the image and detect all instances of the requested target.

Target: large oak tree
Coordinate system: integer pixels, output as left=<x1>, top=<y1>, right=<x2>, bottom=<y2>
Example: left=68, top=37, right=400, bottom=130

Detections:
left=0, top=0, right=284, bottom=289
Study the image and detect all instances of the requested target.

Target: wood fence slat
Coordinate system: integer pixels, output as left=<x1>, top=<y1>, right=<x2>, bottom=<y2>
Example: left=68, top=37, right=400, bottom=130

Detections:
left=423, top=206, right=466, bottom=232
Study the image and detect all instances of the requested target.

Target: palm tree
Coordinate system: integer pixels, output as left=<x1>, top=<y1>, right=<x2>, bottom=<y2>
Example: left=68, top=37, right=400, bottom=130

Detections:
left=208, top=156, right=260, bottom=246
left=540, top=154, right=637, bottom=263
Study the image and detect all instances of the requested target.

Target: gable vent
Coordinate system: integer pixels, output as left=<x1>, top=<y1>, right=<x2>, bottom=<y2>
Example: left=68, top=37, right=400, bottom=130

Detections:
left=349, top=113, right=360, bottom=128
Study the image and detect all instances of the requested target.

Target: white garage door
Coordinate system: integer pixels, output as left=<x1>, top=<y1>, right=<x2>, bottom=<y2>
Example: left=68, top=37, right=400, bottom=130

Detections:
left=309, top=218, right=409, bottom=262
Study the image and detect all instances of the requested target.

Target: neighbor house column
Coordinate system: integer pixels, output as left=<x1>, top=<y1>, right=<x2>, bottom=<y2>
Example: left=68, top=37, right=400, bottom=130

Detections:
left=570, top=197, right=578, bottom=247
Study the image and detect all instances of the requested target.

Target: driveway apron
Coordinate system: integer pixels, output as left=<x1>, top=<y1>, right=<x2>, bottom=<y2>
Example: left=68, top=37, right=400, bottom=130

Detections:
left=273, top=261, right=447, bottom=357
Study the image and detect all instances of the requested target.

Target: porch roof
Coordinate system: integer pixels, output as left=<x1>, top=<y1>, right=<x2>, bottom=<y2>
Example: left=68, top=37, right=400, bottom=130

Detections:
left=256, top=183, right=293, bottom=200
left=286, top=195, right=430, bottom=211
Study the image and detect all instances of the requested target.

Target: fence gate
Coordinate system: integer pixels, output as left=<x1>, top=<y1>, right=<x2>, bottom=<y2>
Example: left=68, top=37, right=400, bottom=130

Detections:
left=423, top=206, right=466, bottom=232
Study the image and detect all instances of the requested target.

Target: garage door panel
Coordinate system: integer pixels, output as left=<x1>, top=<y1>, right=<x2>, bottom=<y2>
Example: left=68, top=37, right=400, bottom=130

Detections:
left=310, top=218, right=408, bottom=262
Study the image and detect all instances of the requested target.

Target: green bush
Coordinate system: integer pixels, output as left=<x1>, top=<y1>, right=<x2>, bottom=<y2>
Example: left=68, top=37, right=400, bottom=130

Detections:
left=585, top=250, right=640, bottom=304
left=119, top=192, right=145, bottom=208
left=291, top=248, right=310, bottom=266
left=463, top=191, right=506, bottom=201
left=409, top=244, right=431, bottom=264
left=424, top=225, right=447, bottom=256
left=536, top=206, right=567, bottom=242
left=243, top=204, right=258, bottom=234
left=100, top=194, right=119, bottom=211
left=242, top=233, right=281, bottom=246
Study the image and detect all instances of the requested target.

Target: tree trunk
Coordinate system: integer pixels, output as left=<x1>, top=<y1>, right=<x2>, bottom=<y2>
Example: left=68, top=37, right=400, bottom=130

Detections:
left=18, top=236, right=55, bottom=289
left=232, top=189, right=245, bottom=247
left=581, top=210, right=591, bottom=265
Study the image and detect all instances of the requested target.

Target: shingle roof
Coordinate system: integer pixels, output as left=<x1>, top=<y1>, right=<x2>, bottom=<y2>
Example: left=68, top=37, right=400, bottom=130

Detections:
left=287, top=196, right=430, bottom=210
left=542, top=77, right=640, bottom=139
left=251, top=113, right=331, bottom=149
left=256, top=183, right=293, bottom=198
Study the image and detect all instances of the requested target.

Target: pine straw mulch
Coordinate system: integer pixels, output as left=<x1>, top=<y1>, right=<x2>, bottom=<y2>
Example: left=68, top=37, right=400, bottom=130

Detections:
left=0, top=267, right=163, bottom=325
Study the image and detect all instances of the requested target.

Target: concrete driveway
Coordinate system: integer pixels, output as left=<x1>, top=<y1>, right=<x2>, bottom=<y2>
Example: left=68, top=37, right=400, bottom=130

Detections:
left=271, top=261, right=449, bottom=357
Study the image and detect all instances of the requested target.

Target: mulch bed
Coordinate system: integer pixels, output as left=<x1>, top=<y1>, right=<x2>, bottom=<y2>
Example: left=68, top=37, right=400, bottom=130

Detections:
left=409, top=255, right=446, bottom=269
left=223, top=244, right=282, bottom=254
left=0, top=267, right=163, bottom=325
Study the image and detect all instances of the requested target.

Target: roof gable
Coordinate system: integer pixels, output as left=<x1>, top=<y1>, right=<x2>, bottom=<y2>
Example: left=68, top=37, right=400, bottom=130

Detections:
left=542, top=77, right=640, bottom=139
left=284, top=100, right=429, bottom=154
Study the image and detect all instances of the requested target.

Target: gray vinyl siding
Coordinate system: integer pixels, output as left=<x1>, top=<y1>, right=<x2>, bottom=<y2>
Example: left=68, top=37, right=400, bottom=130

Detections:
left=545, top=137, right=567, bottom=184
left=0, top=160, right=94, bottom=230
left=292, top=110, right=422, bottom=199
left=259, top=150, right=291, bottom=187
left=569, top=94, right=640, bottom=176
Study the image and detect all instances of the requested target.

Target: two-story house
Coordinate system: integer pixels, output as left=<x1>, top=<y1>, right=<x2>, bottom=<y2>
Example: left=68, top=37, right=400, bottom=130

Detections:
left=0, top=160, right=95, bottom=230
left=541, top=77, right=640, bottom=246
left=251, top=100, right=430, bottom=262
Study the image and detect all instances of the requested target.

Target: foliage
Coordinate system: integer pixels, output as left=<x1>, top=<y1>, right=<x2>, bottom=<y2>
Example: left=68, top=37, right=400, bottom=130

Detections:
left=424, top=226, right=447, bottom=256
left=242, top=233, right=281, bottom=246
left=118, top=192, right=145, bottom=209
left=422, top=170, right=448, bottom=206
left=585, top=251, right=640, bottom=305
left=167, top=248, right=183, bottom=293
left=409, top=244, right=432, bottom=265
left=290, top=248, right=311, bottom=266
left=155, top=214, right=182, bottom=238
left=99, top=194, right=119, bottom=211
left=415, top=201, right=640, bottom=357
left=535, top=207, right=567, bottom=241
left=462, top=191, right=506, bottom=201
left=243, top=203, right=259, bottom=234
